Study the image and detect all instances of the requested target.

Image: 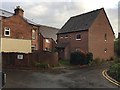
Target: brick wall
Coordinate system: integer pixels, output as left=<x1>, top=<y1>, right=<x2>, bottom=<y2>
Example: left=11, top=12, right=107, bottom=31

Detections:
left=2, top=52, right=58, bottom=68
left=31, top=26, right=44, bottom=51
left=43, top=38, right=56, bottom=52
left=57, top=31, right=88, bottom=59
left=2, top=15, right=32, bottom=40
left=57, top=31, right=88, bottom=53
left=89, top=9, right=114, bottom=60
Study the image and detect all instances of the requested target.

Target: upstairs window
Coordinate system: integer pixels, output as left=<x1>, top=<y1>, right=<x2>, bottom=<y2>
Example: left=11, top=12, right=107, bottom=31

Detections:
left=104, top=48, right=107, bottom=53
left=32, top=30, right=36, bottom=40
left=76, top=34, right=81, bottom=40
left=60, top=36, right=63, bottom=39
left=105, top=33, right=107, bottom=41
left=4, top=27, right=10, bottom=36
left=65, top=35, right=68, bottom=38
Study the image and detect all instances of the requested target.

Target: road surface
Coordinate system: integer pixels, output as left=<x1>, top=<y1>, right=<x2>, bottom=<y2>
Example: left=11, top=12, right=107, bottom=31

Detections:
left=3, top=62, right=118, bottom=88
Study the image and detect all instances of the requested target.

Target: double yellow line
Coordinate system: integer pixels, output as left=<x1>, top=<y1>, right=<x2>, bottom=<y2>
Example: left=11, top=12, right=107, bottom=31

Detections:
left=102, top=70, right=120, bottom=87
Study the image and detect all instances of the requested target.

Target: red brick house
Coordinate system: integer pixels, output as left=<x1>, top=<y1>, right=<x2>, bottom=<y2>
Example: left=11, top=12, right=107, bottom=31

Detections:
left=0, top=6, right=58, bottom=53
left=57, top=8, right=114, bottom=60
left=39, top=25, right=59, bottom=52
left=1, top=6, right=33, bottom=53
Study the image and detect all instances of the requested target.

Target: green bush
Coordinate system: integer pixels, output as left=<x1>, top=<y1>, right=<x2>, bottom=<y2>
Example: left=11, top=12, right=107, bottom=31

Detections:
left=70, top=51, right=86, bottom=65
left=89, top=58, right=102, bottom=66
left=59, top=59, right=70, bottom=66
left=35, top=63, right=49, bottom=68
left=70, top=51, right=93, bottom=65
left=109, top=63, right=120, bottom=82
left=86, top=52, right=93, bottom=64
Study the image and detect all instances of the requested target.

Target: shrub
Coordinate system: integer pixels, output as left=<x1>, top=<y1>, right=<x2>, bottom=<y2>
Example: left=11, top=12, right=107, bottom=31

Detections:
left=59, top=59, right=70, bottom=66
left=89, top=58, right=101, bottom=66
left=70, top=51, right=94, bottom=65
left=35, top=63, right=49, bottom=68
left=86, top=52, right=93, bottom=64
left=52, top=63, right=60, bottom=67
left=109, top=63, right=120, bottom=82
left=70, top=51, right=86, bottom=65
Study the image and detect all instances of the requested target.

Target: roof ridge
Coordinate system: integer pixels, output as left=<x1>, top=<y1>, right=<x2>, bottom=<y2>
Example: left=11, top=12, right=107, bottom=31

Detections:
left=0, top=8, right=13, bottom=14
left=71, top=8, right=104, bottom=18
left=40, top=24, right=60, bottom=30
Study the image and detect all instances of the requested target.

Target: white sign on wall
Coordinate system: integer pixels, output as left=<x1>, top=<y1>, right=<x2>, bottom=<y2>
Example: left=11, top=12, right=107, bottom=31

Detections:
left=17, top=55, right=23, bottom=60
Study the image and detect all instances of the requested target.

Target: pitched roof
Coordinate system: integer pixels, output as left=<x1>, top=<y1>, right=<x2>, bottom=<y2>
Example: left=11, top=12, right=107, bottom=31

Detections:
left=0, top=9, right=13, bottom=17
left=39, top=25, right=59, bottom=41
left=57, top=8, right=103, bottom=34
left=0, top=9, right=38, bottom=26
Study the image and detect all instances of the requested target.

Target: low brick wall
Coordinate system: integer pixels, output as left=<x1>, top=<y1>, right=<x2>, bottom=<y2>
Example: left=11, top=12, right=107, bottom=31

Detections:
left=2, top=51, right=58, bottom=68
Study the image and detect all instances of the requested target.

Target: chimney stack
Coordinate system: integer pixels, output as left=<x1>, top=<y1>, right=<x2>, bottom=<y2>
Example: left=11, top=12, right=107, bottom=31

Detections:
left=14, top=6, right=24, bottom=17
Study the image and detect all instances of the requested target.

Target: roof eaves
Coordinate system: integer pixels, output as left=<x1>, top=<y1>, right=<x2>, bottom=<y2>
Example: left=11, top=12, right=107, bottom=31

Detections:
left=57, top=29, right=88, bottom=35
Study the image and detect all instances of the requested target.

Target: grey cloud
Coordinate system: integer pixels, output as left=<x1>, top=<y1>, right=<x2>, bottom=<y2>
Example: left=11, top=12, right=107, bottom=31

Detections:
left=24, top=2, right=85, bottom=28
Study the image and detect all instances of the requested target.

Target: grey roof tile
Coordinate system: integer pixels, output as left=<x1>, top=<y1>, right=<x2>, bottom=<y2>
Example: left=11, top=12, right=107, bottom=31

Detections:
left=39, top=25, right=59, bottom=41
left=57, top=8, right=102, bottom=34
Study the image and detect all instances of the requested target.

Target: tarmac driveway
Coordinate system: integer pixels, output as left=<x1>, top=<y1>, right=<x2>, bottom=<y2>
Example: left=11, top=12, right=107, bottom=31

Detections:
left=3, top=62, right=118, bottom=88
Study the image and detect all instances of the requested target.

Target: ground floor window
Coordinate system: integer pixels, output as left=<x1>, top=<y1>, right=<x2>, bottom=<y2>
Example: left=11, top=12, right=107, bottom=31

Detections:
left=32, top=45, right=36, bottom=51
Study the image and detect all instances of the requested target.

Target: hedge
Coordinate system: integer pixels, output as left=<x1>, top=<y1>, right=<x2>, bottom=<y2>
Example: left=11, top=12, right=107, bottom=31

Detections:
left=70, top=51, right=93, bottom=65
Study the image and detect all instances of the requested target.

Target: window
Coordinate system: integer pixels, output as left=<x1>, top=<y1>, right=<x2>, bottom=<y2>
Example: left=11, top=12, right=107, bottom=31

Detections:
left=4, top=27, right=10, bottom=36
left=60, top=36, right=63, bottom=39
left=65, top=35, right=68, bottom=38
left=32, top=30, right=36, bottom=40
left=104, top=48, right=107, bottom=53
left=75, top=48, right=80, bottom=51
left=46, top=39, right=50, bottom=43
left=31, top=45, right=36, bottom=51
left=76, top=34, right=81, bottom=40
left=105, top=33, right=107, bottom=41
left=44, top=47, right=51, bottom=52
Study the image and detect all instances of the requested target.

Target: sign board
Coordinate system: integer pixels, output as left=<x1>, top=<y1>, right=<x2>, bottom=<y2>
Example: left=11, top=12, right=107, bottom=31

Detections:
left=17, top=55, right=23, bottom=60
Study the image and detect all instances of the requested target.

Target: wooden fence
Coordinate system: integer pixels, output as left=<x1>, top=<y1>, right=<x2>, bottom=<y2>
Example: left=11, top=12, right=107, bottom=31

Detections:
left=2, top=51, right=58, bottom=68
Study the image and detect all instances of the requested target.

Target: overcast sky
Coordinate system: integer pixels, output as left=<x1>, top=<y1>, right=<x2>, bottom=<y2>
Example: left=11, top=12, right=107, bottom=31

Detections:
left=0, top=0, right=119, bottom=38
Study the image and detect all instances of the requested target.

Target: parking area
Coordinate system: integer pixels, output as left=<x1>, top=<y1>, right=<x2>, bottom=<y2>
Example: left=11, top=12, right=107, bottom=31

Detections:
left=3, top=62, right=118, bottom=88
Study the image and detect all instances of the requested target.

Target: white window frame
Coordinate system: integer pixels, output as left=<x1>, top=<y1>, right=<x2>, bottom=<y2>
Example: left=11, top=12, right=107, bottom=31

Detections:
left=4, top=27, right=10, bottom=36
left=17, top=55, right=23, bottom=60
left=32, top=45, right=36, bottom=50
left=76, top=34, right=81, bottom=40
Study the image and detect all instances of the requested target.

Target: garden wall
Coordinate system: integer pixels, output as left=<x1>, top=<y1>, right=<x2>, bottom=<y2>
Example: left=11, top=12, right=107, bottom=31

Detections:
left=2, top=51, right=58, bottom=68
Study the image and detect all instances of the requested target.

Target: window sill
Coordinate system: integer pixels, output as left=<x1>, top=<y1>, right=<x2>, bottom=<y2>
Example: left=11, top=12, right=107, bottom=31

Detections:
left=76, top=39, right=81, bottom=41
left=4, top=35, right=10, bottom=37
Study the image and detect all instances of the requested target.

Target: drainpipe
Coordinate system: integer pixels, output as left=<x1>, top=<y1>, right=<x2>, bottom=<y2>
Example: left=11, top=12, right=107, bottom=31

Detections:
left=38, top=26, right=40, bottom=51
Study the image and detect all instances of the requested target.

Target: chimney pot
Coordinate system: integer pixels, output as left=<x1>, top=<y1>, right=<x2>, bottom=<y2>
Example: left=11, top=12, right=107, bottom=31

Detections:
left=14, top=6, right=24, bottom=17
